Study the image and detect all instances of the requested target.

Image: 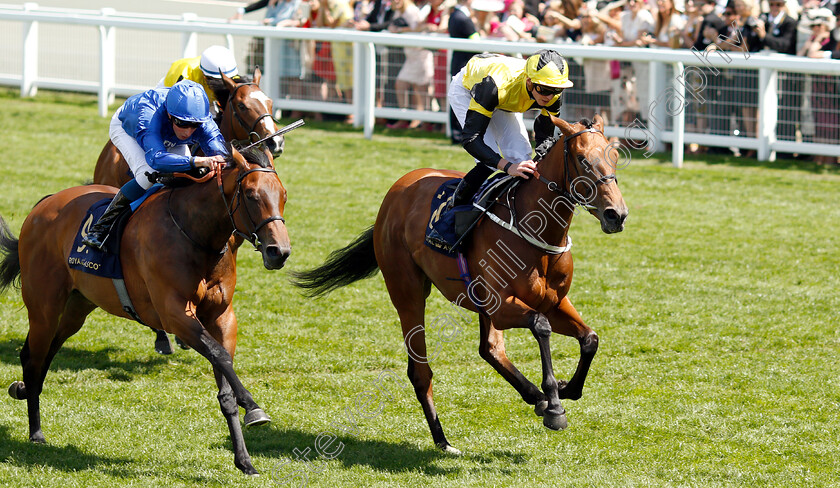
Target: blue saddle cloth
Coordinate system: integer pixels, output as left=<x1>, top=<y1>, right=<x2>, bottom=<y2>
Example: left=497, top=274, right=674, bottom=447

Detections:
left=424, top=179, right=471, bottom=257
left=424, top=173, right=512, bottom=256
left=67, top=185, right=163, bottom=279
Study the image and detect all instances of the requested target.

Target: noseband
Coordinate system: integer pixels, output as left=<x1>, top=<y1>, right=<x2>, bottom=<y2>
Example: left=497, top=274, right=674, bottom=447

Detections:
left=216, top=166, right=285, bottom=249
left=536, top=128, right=617, bottom=208
left=227, top=83, right=277, bottom=146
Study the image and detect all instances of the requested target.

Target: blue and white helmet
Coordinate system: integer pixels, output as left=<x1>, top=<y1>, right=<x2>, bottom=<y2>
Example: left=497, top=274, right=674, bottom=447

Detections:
left=165, top=80, right=211, bottom=122
left=200, top=45, right=239, bottom=79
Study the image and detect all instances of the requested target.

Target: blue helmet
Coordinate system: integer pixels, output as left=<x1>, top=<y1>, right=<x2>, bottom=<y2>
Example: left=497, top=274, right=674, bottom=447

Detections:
left=165, top=80, right=211, bottom=123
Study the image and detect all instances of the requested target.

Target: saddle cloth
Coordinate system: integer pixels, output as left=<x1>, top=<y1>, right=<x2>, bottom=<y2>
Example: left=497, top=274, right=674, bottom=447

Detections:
left=424, top=173, right=517, bottom=256
left=67, top=184, right=163, bottom=278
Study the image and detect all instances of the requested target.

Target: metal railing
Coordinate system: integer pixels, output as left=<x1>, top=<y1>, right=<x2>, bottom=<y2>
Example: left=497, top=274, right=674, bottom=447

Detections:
left=2, top=2, right=839, bottom=167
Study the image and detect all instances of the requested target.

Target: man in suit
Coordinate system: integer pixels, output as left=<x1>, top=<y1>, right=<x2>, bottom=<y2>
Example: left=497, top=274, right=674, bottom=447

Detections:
left=756, top=0, right=800, bottom=158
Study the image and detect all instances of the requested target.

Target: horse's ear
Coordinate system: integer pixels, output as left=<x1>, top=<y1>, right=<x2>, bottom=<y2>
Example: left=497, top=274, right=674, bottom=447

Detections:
left=253, top=67, right=262, bottom=86
left=220, top=69, right=236, bottom=91
left=593, top=114, right=605, bottom=132
left=551, top=115, right=575, bottom=137
left=230, top=145, right=247, bottom=168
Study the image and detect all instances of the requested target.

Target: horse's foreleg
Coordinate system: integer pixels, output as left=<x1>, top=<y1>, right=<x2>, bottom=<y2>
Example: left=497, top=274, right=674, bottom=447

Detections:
left=213, top=367, right=257, bottom=475
left=547, top=297, right=598, bottom=401
left=489, top=297, right=566, bottom=430
left=477, top=315, right=546, bottom=409
left=174, top=315, right=267, bottom=421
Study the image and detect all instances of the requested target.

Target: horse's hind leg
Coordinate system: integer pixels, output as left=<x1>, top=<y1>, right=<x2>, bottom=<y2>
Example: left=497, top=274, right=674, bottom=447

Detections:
left=547, top=297, right=599, bottom=401
left=382, top=262, right=460, bottom=454
left=477, top=315, right=547, bottom=413
left=12, top=290, right=94, bottom=443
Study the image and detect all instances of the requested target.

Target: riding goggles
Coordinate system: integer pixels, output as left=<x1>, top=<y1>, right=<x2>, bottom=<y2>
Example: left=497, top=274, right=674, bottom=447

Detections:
left=172, top=116, right=202, bottom=129
left=533, top=84, right=564, bottom=96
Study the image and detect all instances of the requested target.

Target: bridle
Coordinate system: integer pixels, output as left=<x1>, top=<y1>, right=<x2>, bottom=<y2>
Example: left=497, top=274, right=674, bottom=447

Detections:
left=226, top=82, right=277, bottom=147
left=535, top=128, right=617, bottom=209
left=216, top=165, right=285, bottom=249
left=166, top=164, right=285, bottom=253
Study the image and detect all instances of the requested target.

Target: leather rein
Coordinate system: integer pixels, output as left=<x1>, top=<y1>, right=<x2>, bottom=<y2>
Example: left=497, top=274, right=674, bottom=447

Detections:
left=167, top=164, right=285, bottom=254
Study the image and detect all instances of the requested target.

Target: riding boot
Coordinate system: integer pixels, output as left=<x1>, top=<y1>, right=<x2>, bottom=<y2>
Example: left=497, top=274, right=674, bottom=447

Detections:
left=82, top=189, right=131, bottom=250
left=449, top=178, right=476, bottom=210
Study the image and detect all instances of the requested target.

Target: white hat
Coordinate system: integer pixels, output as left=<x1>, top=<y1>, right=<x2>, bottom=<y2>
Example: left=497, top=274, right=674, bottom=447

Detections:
left=472, top=0, right=505, bottom=12
left=804, top=7, right=836, bottom=31
left=673, top=0, right=685, bottom=12
left=200, top=45, right=239, bottom=79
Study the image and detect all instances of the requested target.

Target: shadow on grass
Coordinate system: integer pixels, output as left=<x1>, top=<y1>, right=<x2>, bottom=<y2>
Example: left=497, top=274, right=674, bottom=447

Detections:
left=0, top=339, right=173, bottom=381
left=239, top=426, right=527, bottom=479
left=0, top=424, right=220, bottom=484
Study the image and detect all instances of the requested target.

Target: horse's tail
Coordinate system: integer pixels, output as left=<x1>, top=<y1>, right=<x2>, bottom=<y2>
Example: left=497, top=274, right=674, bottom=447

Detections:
left=290, top=226, right=379, bottom=297
left=0, top=216, right=21, bottom=293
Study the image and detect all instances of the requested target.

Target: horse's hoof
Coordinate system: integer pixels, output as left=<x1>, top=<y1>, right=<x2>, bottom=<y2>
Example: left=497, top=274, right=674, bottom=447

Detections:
left=534, top=400, right=549, bottom=417
left=244, top=408, right=271, bottom=428
left=154, top=337, right=173, bottom=355
left=437, top=443, right=462, bottom=456
left=174, top=336, right=191, bottom=350
left=8, top=381, right=25, bottom=400
left=542, top=411, right=568, bottom=431
left=29, top=431, right=46, bottom=444
left=237, top=462, right=259, bottom=476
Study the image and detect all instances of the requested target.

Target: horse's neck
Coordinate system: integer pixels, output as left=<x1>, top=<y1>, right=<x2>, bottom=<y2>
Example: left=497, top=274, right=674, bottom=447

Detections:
left=170, top=179, right=235, bottom=253
left=515, top=149, right=575, bottom=245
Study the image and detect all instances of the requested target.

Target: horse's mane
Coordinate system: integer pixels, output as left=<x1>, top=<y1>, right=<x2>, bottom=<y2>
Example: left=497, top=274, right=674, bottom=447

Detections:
left=534, top=118, right=595, bottom=162
left=208, top=75, right=255, bottom=107
left=229, top=144, right=272, bottom=168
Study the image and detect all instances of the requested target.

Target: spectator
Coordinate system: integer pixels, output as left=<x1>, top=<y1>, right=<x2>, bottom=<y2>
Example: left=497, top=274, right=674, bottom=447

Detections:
left=799, top=7, right=839, bottom=165
left=266, top=0, right=306, bottom=103
left=682, top=0, right=705, bottom=47
left=388, top=0, right=433, bottom=129
left=356, top=0, right=402, bottom=116
left=580, top=8, right=614, bottom=121
left=317, top=0, right=355, bottom=118
left=645, top=0, right=687, bottom=48
left=616, top=0, right=655, bottom=123
left=692, top=0, right=727, bottom=149
left=448, top=0, right=480, bottom=143
left=757, top=0, right=800, bottom=157
left=471, top=0, right=504, bottom=37
left=716, top=0, right=762, bottom=150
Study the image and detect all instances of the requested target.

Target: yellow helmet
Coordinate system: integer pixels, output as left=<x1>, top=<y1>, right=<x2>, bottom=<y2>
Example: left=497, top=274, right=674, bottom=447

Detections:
left=525, top=50, right=574, bottom=89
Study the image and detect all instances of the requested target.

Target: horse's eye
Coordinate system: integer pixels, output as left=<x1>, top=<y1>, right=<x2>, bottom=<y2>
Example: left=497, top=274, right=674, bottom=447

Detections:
left=577, top=155, right=588, bottom=165
left=238, top=103, right=247, bottom=110
left=245, top=189, right=259, bottom=201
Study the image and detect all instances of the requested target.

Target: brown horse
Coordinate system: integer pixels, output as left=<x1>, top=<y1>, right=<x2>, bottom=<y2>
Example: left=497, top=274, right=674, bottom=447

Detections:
left=93, top=68, right=284, bottom=354
left=292, top=115, right=627, bottom=454
left=92, top=68, right=284, bottom=188
left=0, top=146, right=290, bottom=475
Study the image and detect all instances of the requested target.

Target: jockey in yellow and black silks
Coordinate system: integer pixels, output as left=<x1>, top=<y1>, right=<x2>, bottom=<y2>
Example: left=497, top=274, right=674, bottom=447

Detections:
left=158, top=45, right=240, bottom=121
left=447, top=49, right=574, bottom=209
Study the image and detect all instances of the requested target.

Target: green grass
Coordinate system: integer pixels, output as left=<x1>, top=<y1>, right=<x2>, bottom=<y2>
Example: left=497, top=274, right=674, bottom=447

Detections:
left=1, top=87, right=839, bottom=487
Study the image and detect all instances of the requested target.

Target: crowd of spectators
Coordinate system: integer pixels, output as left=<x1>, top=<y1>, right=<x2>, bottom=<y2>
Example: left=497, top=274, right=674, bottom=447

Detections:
left=231, top=0, right=840, bottom=164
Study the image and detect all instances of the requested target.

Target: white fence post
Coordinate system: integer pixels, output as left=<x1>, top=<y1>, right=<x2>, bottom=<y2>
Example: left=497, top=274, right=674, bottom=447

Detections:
left=362, top=42, right=376, bottom=139
left=181, top=13, right=198, bottom=58
left=263, top=37, right=280, bottom=102
left=672, top=62, right=685, bottom=168
left=648, top=61, right=667, bottom=154
left=98, top=8, right=116, bottom=117
left=353, top=41, right=363, bottom=129
left=758, top=67, right=778, bottom=162
left=21, top=2, right=39, bottom=97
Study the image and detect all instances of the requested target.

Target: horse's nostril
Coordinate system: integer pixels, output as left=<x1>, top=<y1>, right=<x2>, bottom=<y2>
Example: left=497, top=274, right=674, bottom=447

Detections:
left=604, top=208, right=620, bottom=223
left=265, top=245, right=290, bottom=262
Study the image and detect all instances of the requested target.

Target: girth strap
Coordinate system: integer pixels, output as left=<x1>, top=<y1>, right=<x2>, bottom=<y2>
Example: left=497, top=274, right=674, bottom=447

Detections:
left=112, top=278, right=145, bottom=325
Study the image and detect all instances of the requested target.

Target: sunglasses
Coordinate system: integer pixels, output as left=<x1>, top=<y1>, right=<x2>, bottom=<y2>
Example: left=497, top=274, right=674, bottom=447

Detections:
left=724, top=10, right=736, bottom=15
left=171, top=117, right=201, bottom=129
left=532, top=84, right=564, bottom=96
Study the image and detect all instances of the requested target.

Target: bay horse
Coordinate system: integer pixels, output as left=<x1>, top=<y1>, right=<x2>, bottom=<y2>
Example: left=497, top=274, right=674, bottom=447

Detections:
left=292, top=115, right=627, bottom=454
left=0, top=146, right=290, bottom=475
left=93, top=68, right=285, bottom=354
left=92, top=67, right=284, bottom=188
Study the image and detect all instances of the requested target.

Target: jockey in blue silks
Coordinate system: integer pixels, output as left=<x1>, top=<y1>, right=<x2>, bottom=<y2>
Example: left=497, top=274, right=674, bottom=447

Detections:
left=83, top=79, right=229, bottom=250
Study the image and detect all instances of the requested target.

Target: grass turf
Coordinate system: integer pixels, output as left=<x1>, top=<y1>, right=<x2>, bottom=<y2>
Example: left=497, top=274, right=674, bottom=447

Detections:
left=0, top=88, right=838, bottom=487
